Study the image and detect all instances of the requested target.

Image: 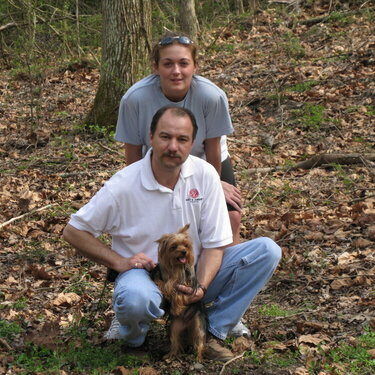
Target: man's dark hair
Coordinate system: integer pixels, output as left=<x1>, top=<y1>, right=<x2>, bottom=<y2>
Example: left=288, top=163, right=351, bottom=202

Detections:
left=150, top=106, right=198, bottom=141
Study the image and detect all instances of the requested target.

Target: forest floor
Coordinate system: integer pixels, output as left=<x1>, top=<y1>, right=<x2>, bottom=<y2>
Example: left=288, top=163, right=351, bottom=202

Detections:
left=0, top=3, right=374, bottom=375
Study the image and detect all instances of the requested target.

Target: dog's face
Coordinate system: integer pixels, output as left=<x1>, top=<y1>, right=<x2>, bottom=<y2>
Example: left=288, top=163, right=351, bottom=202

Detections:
left=157, top=224, right=194, bottom=269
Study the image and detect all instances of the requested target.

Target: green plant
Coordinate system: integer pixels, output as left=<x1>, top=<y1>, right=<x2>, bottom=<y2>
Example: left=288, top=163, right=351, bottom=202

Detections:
left=327, top=11, right=354, bottom=26
left=293, top=103, right=326, bottom=130
left=13, top=297, right=28, bottom=311
left=259, top=304, right=291, bottom=317
left=0, top=320, right=24, bottom=340
left=14, top=338, right=144, bottom=375
left=365, top=105, right=375, bottom=116
left=331, top=163, right=355, bottom=189
left=281, top=32, right=305, bottom=59
left=74, top=122, right=114, bottom=139
left=264, top=346, right=300, bottom=367
left=311, top=329, right=375, bottom=375
left=288, top=80, right=320, bottom=93
left=16, top=247, right=49, bottom=262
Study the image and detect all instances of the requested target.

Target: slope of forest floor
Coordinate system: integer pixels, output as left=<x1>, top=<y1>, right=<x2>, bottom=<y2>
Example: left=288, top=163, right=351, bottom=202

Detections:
left=0, top=4, right=374, bottom=375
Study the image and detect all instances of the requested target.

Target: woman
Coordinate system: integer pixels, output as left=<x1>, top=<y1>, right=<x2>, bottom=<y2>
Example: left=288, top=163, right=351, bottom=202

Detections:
left=115, top=33, right=242, bottom=244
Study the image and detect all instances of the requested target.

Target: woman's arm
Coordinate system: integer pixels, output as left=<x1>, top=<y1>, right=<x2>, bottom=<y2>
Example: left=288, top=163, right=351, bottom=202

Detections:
left=204, top=137, right=221, bottom=175
left=124, top=143, right=143, bottom=165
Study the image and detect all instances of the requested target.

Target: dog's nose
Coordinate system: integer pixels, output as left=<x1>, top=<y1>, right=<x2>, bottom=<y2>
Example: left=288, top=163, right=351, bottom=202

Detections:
left=181, top=251, right=186, bottom=256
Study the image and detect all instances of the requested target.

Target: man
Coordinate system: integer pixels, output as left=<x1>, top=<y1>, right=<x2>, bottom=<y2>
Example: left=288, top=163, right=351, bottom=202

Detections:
left=63, top=106, right=281, bottom=361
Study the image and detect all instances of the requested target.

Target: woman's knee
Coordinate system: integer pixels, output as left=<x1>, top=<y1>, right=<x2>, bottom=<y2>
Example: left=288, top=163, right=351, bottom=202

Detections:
left=229, top=210, right=241, bottom=227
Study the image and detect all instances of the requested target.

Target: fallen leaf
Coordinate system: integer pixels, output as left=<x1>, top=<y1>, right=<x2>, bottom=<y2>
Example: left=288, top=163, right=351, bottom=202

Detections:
left=232, top=336, right=254, bottom=353
left=28, top=264, right=52, bottom=280
left=368, top=349, right=375, bottom=359
left=139, top=367, right=159, bottom=375
left=111, top=366, right=131, bottom=375
left=366, top=225, right=375, bottom=240
left=352, top=237, right=373, bottom=248
left=53, top=292, right=81, bottom=306
left=294, top=366, right=309, bottom=375
left=330, top=277, right=354, bottom=290
left=299, top=333, right=331, bottom=346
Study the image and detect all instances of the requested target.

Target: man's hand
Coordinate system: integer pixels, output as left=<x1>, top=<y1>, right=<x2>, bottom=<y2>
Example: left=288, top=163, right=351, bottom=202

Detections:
left=124, top=252, right=156, bottom=272
left=221, top=181, right=242, bottom=212
left=176, top=284, right=205, bottom=304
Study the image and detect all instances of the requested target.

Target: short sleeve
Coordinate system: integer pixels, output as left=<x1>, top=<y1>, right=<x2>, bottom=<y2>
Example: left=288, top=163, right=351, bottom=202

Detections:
left=68, top=187, right=121, bottom=238
left=114, top=93, right=142, bottom=145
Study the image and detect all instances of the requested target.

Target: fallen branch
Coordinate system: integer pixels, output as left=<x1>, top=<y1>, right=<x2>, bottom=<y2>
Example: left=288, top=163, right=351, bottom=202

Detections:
left=0, top=22, right=17, bottom=32
left=287, top=7, right=375, bottom=27
left=350, top=193, right=375, bottom=204
left=0, top=338, right=12, bottom=351
left=219, top=351, right=246, bottom=375
left=246, top=153, right=375, bottom=175
left=0, top=203, right=58, bottom=230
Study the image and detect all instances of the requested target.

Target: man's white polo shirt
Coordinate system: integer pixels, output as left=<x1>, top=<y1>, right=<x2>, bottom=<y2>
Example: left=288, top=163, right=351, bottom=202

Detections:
left=69, top=149, right=232, bottom=264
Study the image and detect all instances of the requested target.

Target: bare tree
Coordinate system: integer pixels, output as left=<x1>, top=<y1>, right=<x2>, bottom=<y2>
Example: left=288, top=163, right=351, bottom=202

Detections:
left=231, top=0, right=245, bottom=14
left=86, top=0, right=151, bottom=128
left=179, top=0, right=200, bottom=41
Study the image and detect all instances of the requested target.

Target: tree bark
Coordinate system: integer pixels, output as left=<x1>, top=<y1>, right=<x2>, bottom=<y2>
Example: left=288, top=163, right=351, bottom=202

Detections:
left=86, top=0, right=151, bottom=128
left=179, top=0, right=200, bottom=41
left=231, top=0, right=244, bottom=14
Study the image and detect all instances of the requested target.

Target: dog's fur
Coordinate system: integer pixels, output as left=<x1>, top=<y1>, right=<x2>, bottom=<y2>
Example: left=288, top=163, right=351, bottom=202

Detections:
left=153, top=224, right=206, bottom=361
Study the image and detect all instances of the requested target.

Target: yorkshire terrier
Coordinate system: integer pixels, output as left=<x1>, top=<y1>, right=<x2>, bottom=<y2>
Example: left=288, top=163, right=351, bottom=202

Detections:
left=153, top=224, right=206, bottom=361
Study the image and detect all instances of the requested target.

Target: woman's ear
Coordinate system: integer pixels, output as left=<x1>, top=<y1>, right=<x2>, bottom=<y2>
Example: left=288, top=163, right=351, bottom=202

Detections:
left=153, top=63, right=159, bottom=75
left=193, top=62, right=198, bottom=74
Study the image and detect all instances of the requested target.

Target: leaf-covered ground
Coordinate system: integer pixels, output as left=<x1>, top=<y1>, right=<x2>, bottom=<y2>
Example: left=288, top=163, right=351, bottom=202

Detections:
left=1, top=4, right=374, bottom=375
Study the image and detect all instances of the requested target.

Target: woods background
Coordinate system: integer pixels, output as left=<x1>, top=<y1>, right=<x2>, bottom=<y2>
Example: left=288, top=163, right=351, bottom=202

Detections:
left=0, top=1, right=374, bottom=375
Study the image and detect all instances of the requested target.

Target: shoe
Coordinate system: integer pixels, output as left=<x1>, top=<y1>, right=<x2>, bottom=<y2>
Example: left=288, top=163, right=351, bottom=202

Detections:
left=228, top=320, right=250, bottom=338
left=204, top=334, right=234, bottom=362
left=104, top=315, right=121, bottom=340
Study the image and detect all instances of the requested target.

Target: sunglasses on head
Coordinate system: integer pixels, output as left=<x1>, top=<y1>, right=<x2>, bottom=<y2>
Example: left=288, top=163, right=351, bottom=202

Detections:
left=158, top=36, right=194, bottom=46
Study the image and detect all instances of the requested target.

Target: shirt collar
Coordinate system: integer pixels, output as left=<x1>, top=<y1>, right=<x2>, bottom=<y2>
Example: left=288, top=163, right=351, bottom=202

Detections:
left=140, top=148, right=194, bottom=191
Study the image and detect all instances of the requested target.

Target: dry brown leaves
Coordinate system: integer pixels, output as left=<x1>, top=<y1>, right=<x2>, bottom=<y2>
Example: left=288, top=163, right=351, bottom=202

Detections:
left=1, top=3, right=374, bottom=375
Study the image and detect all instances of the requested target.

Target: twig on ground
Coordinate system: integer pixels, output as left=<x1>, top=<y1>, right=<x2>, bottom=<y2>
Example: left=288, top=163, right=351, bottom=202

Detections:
left=98, top=142, right=123, bottom=156
left=219, top=351, right=246, bottom=375
left=246, top=153, right=375, bottom=175
left=0, top=203, right=58, bottom=230
left=350, top=193, right=375, bottom=203
left=0, top=338, right=12, bottom=351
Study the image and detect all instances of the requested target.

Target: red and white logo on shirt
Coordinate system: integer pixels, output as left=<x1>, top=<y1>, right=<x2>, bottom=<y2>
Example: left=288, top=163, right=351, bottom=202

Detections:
left=189, top=188, right=199, bottom=198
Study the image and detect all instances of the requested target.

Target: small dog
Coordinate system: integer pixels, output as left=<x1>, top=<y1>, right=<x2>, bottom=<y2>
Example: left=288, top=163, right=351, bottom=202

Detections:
left=153, top=224, right=206, bottom=361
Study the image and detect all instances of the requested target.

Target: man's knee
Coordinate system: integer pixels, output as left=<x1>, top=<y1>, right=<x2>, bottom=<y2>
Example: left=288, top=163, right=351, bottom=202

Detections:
left=258, top=237, right=282, bottom=265
left=114, top=287, right=161, bottom=319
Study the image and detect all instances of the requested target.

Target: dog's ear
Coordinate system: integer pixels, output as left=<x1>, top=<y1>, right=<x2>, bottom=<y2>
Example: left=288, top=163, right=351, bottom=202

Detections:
left=179, top=223, right=190, bottom=233
left=156, top=234, right=169, bottom=245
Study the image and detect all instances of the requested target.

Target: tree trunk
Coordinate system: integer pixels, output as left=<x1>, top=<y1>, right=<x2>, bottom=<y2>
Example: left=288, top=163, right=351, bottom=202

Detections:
left=231, top=0, right=244, bottom=14
left=86, top=0, right=151, bottom=128
left=179, top=0, right=200, bottom=41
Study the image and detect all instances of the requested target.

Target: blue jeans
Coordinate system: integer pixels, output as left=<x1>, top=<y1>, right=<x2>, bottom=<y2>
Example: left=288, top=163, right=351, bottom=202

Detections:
left=112, top=237, right=281, bottom=346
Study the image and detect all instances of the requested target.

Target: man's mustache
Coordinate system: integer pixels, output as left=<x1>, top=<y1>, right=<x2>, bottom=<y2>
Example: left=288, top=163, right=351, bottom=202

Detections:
left=162, top=152, right=182, bottom=159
